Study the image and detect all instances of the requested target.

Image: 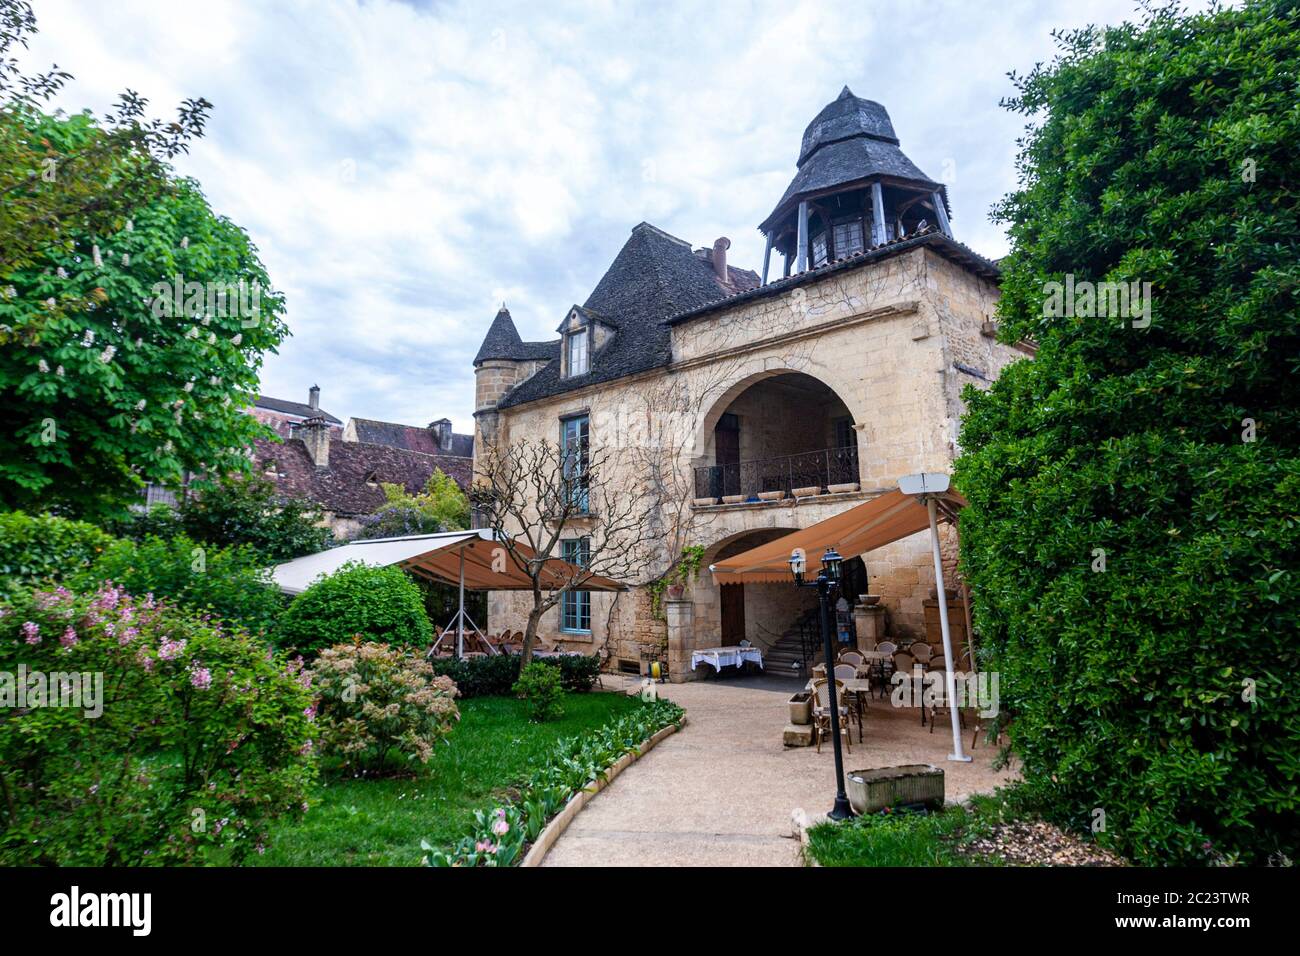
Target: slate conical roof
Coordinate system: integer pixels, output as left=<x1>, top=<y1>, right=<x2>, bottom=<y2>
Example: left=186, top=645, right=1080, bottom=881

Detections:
left=472, top=307, right=557, bottom=365
left=761, top=87, right=944, bottom=233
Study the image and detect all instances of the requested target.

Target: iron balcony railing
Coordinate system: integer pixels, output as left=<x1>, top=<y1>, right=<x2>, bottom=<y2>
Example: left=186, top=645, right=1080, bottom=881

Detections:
left=694, top=444, right=860, bottom=501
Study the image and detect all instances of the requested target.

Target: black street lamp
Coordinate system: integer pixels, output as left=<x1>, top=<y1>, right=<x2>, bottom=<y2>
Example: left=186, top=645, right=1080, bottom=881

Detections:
left=790, top=545, right=854, bottom=821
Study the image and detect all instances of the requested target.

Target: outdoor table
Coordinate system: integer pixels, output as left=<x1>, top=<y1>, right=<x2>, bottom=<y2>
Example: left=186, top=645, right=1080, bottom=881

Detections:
left=690, top=645, right=763, bottom=673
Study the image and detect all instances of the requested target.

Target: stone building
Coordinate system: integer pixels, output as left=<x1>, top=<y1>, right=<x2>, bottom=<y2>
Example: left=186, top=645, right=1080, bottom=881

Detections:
left=472, top=87, right=1028, bottom=679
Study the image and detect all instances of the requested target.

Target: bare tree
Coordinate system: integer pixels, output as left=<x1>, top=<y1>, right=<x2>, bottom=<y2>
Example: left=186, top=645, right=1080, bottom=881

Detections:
left=471, top=437, right=665, bottom=665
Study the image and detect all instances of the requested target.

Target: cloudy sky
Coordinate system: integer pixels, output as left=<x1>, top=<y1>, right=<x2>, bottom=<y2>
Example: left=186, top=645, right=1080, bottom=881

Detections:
left=27, top=0, right=1167, bottom=434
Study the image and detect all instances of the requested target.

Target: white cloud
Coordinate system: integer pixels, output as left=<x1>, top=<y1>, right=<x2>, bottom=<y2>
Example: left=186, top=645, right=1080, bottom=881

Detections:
left=24, top=0, right=1188, bottom=433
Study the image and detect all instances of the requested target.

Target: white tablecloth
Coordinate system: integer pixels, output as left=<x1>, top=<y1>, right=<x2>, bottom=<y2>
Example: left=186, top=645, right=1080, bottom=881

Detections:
left=691, top=646, right=764, bottom=671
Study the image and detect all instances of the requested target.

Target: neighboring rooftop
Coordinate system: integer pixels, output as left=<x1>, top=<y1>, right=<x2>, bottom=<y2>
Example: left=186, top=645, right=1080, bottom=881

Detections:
left=254, top=389, right=341, bottom=424
left=253, top=435, right=471, bottom=517
left=345, top=417, right=474, bottom=459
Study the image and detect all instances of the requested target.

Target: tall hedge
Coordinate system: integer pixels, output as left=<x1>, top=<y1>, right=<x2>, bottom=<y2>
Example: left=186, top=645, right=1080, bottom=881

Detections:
left=0, top=511, right=114, bottom=598
left=955, top=1, right=1299, bottom=865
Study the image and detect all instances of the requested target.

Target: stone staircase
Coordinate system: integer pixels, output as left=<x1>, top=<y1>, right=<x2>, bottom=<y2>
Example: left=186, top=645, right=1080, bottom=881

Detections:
left=762, top=627, right=819, bottom=678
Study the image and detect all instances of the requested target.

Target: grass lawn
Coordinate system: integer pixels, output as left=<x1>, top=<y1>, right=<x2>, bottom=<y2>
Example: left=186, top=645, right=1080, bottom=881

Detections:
left=805, top=791, right=1124, bottom=867
left=251, top=690, right=638, bottom=866
left=806, top=798, right=1002, bottom=867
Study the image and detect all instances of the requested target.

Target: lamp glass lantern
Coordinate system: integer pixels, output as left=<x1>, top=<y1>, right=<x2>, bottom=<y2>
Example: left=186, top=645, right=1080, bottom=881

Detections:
left=821, top=547, right=843, bottom=584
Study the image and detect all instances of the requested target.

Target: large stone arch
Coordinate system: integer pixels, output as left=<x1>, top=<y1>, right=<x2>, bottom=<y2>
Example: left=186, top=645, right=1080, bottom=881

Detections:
left=691, top=363, right=862, bottom=465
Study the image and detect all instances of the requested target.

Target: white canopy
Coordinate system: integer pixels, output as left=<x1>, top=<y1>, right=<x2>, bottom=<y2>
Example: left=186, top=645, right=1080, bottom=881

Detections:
left=270, top=530, right=624, bottom=596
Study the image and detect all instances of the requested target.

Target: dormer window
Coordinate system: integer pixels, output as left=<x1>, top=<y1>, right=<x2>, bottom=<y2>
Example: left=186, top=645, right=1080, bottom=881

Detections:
left=364, top=469, right=380, bottom=488
left=566, top=327, right=589, bottom=377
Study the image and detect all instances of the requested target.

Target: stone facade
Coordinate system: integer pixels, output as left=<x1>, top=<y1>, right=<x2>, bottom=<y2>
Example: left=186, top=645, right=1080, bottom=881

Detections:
left=474, top=243, right=1023, bottom=678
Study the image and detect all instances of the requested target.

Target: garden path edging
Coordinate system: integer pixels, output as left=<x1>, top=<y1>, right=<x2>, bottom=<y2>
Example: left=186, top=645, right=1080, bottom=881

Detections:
left=520, top=715, right=688, bottom=867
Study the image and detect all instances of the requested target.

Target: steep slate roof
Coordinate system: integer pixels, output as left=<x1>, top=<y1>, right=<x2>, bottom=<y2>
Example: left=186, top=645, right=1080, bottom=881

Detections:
left=473, top=307, right=559, bottom=364
left=349, top=417, right=474, bottom=459
left=494, top=222, right=758, bottom=409
left=760, top=87, right=948, bottom=232
left=254, top=394, right=341, bottom=424
left=252, top=436, right=472, bottom=517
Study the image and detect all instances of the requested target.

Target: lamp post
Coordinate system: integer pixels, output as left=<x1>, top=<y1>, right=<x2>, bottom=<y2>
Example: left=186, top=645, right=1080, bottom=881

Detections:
left=790, top=546, right=854, bottom=821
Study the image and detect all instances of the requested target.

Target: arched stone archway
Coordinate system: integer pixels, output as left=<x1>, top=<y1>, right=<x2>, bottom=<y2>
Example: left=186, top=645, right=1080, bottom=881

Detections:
left=692, top=370, right=863, bottom=501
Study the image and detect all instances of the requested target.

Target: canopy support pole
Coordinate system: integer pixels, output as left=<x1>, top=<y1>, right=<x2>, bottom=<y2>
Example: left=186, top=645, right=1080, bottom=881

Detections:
left=926, top=496, right=970, bottom=762
left=457, top=548, right=465, bottom=658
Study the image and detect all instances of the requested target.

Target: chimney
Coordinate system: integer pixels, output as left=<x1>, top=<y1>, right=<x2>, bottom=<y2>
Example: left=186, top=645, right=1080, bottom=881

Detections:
left=429, top=418, right=453, bottom=452
left=308, top=384, right=320, bottom=410
left=712, top=237, right=731, bottom=285
left=299, top=415, right=330, bottom=469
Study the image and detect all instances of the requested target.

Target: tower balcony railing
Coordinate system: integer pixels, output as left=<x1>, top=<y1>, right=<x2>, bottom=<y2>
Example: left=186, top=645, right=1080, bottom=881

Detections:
left=693, top=445, right=860, bottom=502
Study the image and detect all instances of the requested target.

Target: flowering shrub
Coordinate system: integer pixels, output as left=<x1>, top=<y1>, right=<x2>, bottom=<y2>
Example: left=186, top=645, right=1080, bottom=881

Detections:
left=512, top=661, right=564, bottom=723
left=309, top=641, right=459, bottom=776
left=0, top=584, right=316, bottom=865
left=278, top=562, right=432, bottom=656
left=423, top=697, right=683, bottom=866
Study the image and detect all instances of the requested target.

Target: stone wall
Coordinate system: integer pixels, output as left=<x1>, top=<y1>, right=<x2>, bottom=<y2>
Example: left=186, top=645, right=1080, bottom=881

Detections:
left=476, top=246, right=1017, bottom=662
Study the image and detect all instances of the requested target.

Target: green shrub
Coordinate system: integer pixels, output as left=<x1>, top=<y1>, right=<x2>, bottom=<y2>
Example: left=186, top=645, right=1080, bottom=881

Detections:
left=428, top=652, right=602, bottom=698
left=309, top=641, right=459, bottom=776
left=423, top=697, right=684, bottom=866
left=512, top=662, right=564, bottom=723
left=0, top=583, right=316, bottom=865
left=77, top=533, right=285, bottom=637
left=955, top=1, right=1300, bottom=865
left=0, top=511, right=114, bottom=599
left=278, top=562, right=432, bottom=656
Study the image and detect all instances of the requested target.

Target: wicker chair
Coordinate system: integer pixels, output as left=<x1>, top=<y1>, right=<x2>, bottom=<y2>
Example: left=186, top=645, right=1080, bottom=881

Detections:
left=838, top=650, right=865, bottom=669
left=833, top=662, right=865, bottom=739
left=811, top=679, right=852, bottom=754
left=876, top=641, right=897, bottom=655
left=910, top=642, right=933, bottom=664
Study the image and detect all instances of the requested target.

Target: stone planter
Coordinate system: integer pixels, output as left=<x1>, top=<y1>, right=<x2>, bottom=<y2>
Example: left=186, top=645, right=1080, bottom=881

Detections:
left=693, top=496, right=717, bottom=507
left=757, top=490, right=785, bottom=501
left=721, top=494, right=747, bottom=504
left=858, top=594, right=881, bottom=606
left=788, top=691, right=812, bottom=725
left=845, top=764, right=944, bottom=815
left=791, top=485, right=822, bottom=498
left=827, top=482, right=860, bottom=494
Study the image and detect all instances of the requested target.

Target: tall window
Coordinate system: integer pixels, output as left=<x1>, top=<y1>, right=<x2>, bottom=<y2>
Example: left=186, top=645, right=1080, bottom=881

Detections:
left=566, top=328, right=589, bottom=376
left=561, top=537, right=591, bottom=632
left=561, top=414, right=589, bottom=513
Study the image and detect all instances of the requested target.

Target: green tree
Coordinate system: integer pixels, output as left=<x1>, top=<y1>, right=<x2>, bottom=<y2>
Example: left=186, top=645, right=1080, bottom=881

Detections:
left=172, top=473, right=333, bottom=563
left=955, top=1, right=1299, bottom=865
left=354, top=469, right=471, bottom=539
left=0, top=0, right=211, bottom=273
left=0, top=145, right=289, bottom=517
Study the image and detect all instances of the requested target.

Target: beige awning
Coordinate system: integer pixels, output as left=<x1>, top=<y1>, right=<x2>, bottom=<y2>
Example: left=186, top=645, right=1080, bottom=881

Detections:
left=271, top=530, right=626, bottom=596
left=709, top=487, right=966, bottom=585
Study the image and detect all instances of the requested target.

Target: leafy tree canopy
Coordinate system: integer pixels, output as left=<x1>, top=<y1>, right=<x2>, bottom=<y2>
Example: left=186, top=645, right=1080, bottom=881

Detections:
left=0, top=111, right=289, bottom=517
left=354, top=470, right=471, bottom=540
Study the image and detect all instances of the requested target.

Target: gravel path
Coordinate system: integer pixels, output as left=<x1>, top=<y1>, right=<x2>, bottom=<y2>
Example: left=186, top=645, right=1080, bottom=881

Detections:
left=542, top=672, right=1016, bottom=867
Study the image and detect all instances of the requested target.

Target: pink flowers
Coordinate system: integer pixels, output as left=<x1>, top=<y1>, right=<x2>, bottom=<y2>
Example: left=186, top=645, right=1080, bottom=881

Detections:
left=60, top=626, right=78, bottom=648
left=492, top=818, right=510, bottom=836
left=190, top=665, right=213, bottom=690
left=21, top=621, right=40, bottom=644
left=158, top=639, right=186, bottom=661
left=474, top=840, right=498, bottom=855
